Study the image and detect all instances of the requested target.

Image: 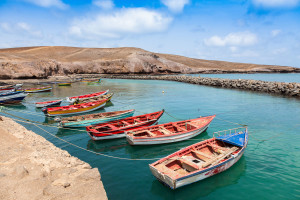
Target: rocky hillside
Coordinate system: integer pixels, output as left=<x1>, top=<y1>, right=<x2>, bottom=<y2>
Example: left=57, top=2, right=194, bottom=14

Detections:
left=0, top=46, right=299, bottom=79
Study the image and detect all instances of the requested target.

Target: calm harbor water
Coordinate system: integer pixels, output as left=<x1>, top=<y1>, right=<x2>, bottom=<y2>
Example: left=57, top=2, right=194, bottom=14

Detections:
left=186, top=73, right=300, bottom=83
left=2, top=75, right=300, bottom=200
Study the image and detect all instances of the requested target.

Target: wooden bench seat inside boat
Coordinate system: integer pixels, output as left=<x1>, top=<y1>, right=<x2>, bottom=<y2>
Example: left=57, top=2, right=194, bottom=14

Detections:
left=201, top=147, right=238, bottom=168
left=178, top=158, right=199, bottom=172
left=191, top=149, right=214, bottom=161
left=159, top=127, right=173, bottom=135
left=173, top=124, right=186, bottom=132
left=207, top=144, right=229, bottom=153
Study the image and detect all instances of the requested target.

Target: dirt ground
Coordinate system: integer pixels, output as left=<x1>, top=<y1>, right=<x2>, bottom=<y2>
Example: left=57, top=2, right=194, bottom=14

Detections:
left=0, top=116, right=107, bottom=200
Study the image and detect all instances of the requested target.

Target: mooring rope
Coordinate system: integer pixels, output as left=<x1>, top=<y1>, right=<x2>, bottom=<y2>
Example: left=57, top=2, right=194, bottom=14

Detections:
left=5, top=117, right=162, bottom=161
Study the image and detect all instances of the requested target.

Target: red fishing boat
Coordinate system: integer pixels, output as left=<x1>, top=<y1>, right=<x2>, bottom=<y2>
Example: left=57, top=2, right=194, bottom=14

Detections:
left=126, top=115, right=216, bottom=145
left=42, top=99, right=108, bottom=116
left=66, top=89, right=109, bottom=103
left=86, top=110, right=165, bottom=140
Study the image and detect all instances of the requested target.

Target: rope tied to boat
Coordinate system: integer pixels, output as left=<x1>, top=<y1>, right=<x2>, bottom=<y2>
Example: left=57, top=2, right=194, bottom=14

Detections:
left=2, top=116, right=163, bottom=161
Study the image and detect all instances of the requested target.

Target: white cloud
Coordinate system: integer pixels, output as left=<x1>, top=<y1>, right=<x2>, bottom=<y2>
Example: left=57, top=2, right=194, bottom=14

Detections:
left=93, top=0, right=114, bottom=10
left=0, top=22, right=42, bottom=37
left=70, top=8, right=172, bottom=38
left=0, top=23, right=11, bottom=32
left=17, top=22, right=30, bottom=31
left=21, top=0, right=68, bottom=9
left=161, top=0, right=189, bottom=13
left=204, top=31, right=258, bottom=47
left=271, top=29, right=281, bottom=37
left=252, top=0, right=300, bottom=8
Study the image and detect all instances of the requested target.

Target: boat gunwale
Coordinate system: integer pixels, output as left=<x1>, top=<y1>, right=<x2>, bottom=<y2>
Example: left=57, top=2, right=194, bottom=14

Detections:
left=150, top=130, right=248, bottom=182
left=86, top=110, right=164, bottom=136
left=127, top=115, right=216, bottom=139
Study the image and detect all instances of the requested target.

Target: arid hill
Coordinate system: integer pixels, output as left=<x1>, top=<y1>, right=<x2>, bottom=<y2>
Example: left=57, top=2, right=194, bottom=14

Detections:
left=0, top=46, right=298, bottom=79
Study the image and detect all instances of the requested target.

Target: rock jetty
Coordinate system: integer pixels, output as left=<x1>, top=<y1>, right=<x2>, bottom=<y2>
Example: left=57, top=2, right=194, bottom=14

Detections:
left=102, top=75, right=300, bottom=98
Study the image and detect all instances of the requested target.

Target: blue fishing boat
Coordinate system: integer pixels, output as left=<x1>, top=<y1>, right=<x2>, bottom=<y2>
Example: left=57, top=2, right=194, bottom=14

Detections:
left=0, top=91, right=27, bottom=104
left=58, top=109, right=135, bottom=128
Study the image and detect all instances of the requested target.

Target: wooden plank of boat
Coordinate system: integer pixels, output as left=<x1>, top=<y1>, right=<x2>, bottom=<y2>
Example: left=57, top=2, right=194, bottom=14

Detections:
left=66, top=89, right=109, bottom=103
left=24, top=86, right=52, bottom=93
left=125, top=115, right=216, bottom=145
left=0, top=91, right=27, bottom=104
left=35, top=99, right=63, bottom=108
left=42, top=99, right=108, bottom=117
left=86, top=110, right=165, bottom=140
left=73, top=93, right=114, bottom=104
left=149, top=128, right=248, bottom=189
left=58, top=109, right=135, bottom=128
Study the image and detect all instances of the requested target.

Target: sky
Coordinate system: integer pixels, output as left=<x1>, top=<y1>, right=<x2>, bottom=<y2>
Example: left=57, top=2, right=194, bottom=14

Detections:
left=0, top=0, right=300, bottom=67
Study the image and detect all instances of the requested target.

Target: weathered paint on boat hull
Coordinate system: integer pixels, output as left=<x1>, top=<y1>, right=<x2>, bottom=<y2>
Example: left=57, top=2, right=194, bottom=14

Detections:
left=61, top=110, right=134, bottom=128
left=149, top=140, right=248, bottom=189
left=126, top=125, right=210, bottom=145
left=88, top=120, right=160, bottom=140
left=45, top=101, right=106, bottom=117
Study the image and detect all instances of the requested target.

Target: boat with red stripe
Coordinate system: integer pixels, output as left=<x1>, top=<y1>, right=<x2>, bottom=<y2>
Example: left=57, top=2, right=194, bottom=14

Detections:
left=86, top=110, right=165, bottom=140
left=149, top=127, right=248, bottom=189
left=42, top=99, right=108, bottom=117
left=126, top=115, right=216, bottom=145
left=66, top=89, right=109, bottom=103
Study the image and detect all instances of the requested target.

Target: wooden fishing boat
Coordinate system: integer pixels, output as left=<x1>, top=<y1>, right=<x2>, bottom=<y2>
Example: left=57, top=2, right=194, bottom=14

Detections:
left=86, top=110, right=165, bottom=140
left=58, top=82, right=71, bottom=86
left=81, top=78, right=101, bottom=83
left=58, top=109, right=135, bottom=128
left=126, top=115, right=216, bottom=145
left=149, top=127, right=248, bottom=189
left=0, top=84, right=15, bottom=92
left=0, top=91, right=27, bottom=104
left=35, top=99, right=63, bottom=108
left=73, top=93, right=113, bottom=104
left=42, top=99, right=108, bottom=117
left=0, top=84, right=22, bottom=93
left=24, top=86, right=52, bottom=93
left=66, top=89, right=109, bottom=103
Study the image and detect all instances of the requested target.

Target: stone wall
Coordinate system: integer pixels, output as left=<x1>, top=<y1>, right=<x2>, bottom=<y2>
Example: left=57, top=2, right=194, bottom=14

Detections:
left=101, top=75, right=300, bottom=98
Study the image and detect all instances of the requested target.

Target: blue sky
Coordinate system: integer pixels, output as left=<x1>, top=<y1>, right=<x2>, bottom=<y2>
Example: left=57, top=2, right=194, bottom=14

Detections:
left=0, top=0, right=300, bottom=68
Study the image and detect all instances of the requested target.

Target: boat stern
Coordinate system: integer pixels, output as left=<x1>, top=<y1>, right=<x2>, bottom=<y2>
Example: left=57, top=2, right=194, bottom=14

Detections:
left=125, top=133, right=134, bottom=145
left=149, top=165, right=176, bottom=189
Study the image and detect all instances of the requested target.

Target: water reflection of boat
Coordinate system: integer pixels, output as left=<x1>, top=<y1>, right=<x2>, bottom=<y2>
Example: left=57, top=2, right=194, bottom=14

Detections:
left=87, top=139, right=128, bottom=153
left=150, top=156, right=246, bottom=199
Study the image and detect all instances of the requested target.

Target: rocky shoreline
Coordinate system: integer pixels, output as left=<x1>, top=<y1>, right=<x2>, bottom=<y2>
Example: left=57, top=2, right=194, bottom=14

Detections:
left=0, top=116, right=107, bottom=200
left=101, top=75, right=300, bottom=98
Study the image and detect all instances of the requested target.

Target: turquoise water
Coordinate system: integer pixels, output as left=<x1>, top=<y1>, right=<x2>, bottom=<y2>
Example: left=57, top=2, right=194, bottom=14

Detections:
left=1, top=78, right=300, bottom=200
left=185, top=73, right=300, bottom=83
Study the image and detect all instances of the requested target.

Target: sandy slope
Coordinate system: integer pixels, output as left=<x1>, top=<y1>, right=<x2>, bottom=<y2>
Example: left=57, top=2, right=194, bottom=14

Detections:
left=0, top=46, right=298, bottom=79
left=0, top=116, right=107, bottom=200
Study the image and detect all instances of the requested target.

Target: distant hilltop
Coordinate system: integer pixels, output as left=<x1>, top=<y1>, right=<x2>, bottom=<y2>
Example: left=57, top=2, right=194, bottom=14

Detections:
left=0, top=46, right=299, bottom=79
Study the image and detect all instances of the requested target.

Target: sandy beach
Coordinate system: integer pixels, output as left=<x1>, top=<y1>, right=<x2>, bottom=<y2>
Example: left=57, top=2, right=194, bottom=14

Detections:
left=0, top=116, right=107, bottom=200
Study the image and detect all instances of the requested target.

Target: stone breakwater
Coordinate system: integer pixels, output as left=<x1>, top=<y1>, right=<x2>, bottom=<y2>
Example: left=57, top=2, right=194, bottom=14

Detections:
left=102, top=75, right=300, bottom=98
